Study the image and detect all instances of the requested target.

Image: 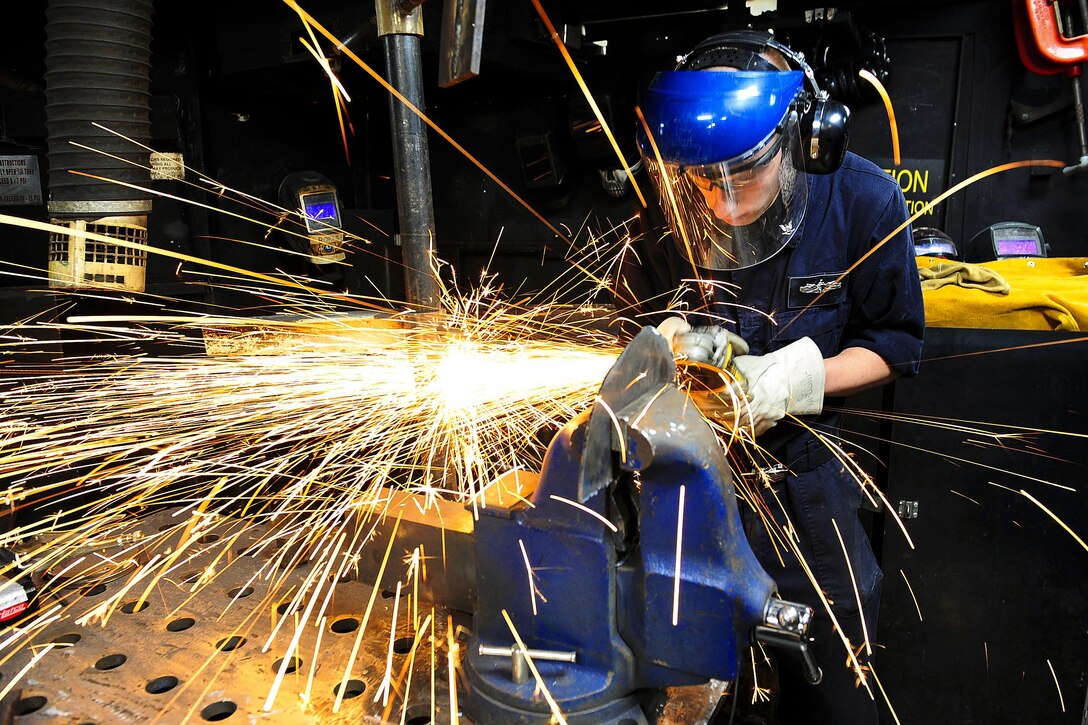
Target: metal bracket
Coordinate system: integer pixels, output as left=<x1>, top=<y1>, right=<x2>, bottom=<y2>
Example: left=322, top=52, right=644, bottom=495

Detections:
left=897, top=500, right=919, bottom=519
left=376, top=0, right=424, bottom=37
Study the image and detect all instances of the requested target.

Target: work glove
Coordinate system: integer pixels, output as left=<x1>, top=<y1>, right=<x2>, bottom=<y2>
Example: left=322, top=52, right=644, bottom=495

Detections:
left=656, top=317, right=749, bottom=368
left=731, top=337, right=826, bottom=436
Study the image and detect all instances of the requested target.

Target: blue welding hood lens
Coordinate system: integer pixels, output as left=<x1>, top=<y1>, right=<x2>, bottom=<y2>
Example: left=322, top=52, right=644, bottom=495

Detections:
left=639, top=70, right=804, bottom=165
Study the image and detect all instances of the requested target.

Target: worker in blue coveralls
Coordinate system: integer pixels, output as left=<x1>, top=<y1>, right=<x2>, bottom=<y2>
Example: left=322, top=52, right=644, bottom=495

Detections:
left=616, top=31, right=925, bottom=725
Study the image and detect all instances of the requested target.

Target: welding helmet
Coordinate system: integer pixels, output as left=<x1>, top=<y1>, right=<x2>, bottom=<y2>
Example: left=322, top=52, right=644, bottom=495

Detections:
left=639, top=32, right=849, bottom=270
left=912, top=226, right=960, bottom=260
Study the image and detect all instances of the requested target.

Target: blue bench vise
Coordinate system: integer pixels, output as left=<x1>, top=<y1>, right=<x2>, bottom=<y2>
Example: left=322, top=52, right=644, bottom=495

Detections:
left=464, top=326, right=819, bottom=723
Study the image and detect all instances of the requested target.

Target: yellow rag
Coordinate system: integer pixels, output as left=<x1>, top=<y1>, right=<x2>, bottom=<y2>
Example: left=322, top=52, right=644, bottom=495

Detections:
left=919, top=257, right=1088, bottom=331
left=918, top=261, right=1011, bottom=294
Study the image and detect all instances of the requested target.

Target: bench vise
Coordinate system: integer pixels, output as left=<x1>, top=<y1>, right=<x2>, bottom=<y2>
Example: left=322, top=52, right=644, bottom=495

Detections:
left=463, top=326, right=819, bottom=723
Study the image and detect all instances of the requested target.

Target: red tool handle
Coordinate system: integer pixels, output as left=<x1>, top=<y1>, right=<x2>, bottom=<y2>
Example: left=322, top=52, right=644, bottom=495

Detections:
left=1013, top=0, right=1088, bottom=75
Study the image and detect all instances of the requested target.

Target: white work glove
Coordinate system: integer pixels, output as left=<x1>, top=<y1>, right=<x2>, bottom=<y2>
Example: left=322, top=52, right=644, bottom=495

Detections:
left=731, top=337, right=826, bottom=436
left=656, top=317, right=749, bottom=368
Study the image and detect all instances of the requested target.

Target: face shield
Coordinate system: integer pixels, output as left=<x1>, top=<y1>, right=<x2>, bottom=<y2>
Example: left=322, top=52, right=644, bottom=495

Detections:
left=640, top=70, right=809, bottom=271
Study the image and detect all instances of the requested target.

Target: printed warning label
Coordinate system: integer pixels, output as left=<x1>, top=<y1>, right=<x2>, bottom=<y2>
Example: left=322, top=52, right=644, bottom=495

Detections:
left=0, top=155, right=43, bottom=205
left=150, top=152, right=185, bottom=181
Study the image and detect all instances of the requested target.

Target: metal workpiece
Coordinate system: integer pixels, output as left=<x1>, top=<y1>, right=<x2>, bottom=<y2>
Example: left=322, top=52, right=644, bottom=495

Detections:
left=356, top=487, right=478, bottom=614
left=1, top=510, right=459, bottom=724
left=438, top=0, right=487, bottom=87
left=577, top=324, right=676, bottom=502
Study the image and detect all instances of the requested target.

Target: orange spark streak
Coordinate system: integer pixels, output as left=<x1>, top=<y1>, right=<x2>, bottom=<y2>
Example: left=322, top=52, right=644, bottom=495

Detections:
left=921, top=335, right=1088, bottom=366
left=949, top=490, right=981, bottom=506
left=858, top=69, right=900, bottom=165
left=446, top=614, right=460, bottom=725
left=0, top=643, right=56, bottom=703
left=595, top=395, right=627, bottom=464
left=869, top=668, right=904, bottom=725
left=296, top=27, right=353, bottom=165
left=528, top=0, right=648, bottom=208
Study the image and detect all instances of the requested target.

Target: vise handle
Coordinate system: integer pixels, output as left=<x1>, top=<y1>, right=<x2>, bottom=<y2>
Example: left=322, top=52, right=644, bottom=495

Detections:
left=754, top=597, right=823, bottom=685
left=477, top=644, right=578, bottom=685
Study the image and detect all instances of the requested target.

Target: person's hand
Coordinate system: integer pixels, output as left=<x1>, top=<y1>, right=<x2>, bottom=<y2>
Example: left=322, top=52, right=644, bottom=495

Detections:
left=656, top=317, right=749, bottom=368
left=731, top=337, right=826, bottom=435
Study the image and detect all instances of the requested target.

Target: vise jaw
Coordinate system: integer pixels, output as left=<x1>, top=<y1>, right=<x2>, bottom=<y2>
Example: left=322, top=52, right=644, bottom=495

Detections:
left=464, top=327, right=815, bottom=724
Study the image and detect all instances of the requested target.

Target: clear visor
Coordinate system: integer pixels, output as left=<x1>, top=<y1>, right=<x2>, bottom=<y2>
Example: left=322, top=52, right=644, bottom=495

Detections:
left=644, top=116, right=808, bottom=271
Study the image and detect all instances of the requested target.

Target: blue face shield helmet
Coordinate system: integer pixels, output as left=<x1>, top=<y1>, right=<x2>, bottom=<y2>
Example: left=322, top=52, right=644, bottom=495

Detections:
left=639, top=69, right=809, bottom=271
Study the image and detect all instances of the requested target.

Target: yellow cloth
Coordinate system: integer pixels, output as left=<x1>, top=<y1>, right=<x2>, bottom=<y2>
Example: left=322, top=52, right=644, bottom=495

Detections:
left=919, top=262, right=1011, bottom=294
left=919, top=257, right=1088, bottom=330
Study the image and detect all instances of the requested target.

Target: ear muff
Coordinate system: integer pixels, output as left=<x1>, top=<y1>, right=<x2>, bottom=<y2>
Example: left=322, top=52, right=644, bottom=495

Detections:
left=680, top=30, right=851, bottom=174
left=802, top=97, right=850, bottom=174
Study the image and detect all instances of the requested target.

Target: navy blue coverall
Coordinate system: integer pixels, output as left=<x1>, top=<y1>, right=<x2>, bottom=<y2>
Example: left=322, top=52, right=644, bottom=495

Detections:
left=617, top=152, right=926, bottom=724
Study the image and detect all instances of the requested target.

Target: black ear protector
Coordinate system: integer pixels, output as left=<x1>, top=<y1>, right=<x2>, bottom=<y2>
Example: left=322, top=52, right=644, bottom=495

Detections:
left=678, top=30, right=851, bottom=174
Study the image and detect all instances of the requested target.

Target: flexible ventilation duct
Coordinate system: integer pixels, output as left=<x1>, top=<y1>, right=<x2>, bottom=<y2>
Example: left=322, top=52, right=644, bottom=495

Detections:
left=44, top=0, right=155, bottom=291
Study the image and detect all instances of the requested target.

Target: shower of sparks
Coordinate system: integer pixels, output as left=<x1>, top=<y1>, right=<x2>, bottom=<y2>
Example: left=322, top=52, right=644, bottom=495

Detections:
left=0, top=262, right=621, bottom=716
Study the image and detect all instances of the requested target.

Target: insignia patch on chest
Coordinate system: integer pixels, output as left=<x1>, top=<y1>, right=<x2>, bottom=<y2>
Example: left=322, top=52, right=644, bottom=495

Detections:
left=788, top=272, right=847, bottom=308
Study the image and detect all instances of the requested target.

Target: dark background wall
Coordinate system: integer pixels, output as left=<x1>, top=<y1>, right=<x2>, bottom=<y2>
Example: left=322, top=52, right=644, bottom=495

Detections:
left=2, top=0, right=1085, bottom=311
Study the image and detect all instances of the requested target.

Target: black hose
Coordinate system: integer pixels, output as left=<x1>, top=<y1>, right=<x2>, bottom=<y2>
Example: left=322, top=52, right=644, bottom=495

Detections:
left=44, top=0, right=155, bottom=218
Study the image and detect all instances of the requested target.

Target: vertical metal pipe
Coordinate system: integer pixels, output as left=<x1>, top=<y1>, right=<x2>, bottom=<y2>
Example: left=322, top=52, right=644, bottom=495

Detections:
left=377, top=2, right=440, bottom=309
